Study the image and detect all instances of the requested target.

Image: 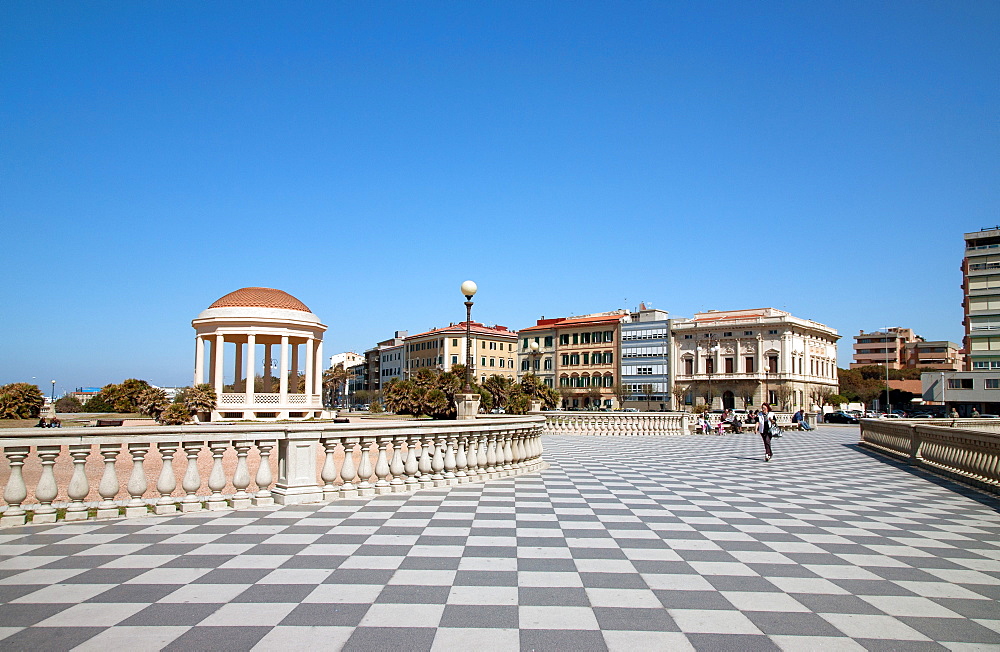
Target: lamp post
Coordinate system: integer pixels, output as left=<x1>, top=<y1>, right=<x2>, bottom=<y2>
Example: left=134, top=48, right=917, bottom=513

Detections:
left=881, top=327, right=892, bottom=415
left=528, top=340, right=540, bottom=374
left=697, top=335, right=720, bottom=410
left=461, top=280, right=477, bottom=391
left=50, top=380, right=56, bottom=403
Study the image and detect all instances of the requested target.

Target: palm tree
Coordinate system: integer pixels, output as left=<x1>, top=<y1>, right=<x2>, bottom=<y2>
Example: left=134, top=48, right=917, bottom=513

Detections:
left=323, top=364, right=350, bottom=408
left=138, top=387, right=169, bottom=420
left=184, top=384, right=217, bottom=421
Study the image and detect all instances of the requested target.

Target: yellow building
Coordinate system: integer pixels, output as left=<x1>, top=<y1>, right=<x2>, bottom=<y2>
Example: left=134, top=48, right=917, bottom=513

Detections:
left=404, top=322, right=518, bottom=384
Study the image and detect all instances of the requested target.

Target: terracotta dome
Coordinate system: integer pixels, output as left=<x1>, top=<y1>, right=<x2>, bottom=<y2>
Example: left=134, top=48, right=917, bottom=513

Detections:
left=208, top=287, right=311, bottom=312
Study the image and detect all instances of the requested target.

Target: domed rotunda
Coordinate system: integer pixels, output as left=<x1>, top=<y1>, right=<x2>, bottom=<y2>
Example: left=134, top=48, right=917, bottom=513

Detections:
left=192, top=287, right=328, bottom=421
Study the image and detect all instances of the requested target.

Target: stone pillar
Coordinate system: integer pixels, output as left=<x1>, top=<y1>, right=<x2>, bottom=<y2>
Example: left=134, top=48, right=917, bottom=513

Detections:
left=314, top=339, right=324, bottom=407
left=194, top=335, right=204, bottom=386
left=245, top=333, right=256, bottom=408
left=291, top=341, right=299, bottom=391
left=214, top=334, right=225, bottom=400
left=279, top=335, right=289, bottom=402
left=273, top=432, right=323, bottom=504
left=455, top=393, right=481, bottom=420
left=304, top=337, right=314, bottom=399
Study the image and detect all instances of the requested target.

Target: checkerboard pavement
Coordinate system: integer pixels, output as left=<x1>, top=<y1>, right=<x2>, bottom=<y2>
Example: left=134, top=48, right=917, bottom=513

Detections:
left=1, top=426, right=999, bottom=651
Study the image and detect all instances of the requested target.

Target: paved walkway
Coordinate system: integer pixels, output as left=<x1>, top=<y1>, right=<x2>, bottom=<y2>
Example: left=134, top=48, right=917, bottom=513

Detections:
left=0, top=426, right=998, bottom=651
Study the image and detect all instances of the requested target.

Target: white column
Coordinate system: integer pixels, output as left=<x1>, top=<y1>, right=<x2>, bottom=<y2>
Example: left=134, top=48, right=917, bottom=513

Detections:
left=314, top=339, right=324, bottom=405
left=291, top=341, right=299, bottom=392
left=263, top=344, right=273, bottom=392
left=245, top=333, right=256, bottom=406
left=208, top=337, right=217, bottom=389
left=194, top=336, right=204, bottom=386
left=304, top=337, right=314, bottom=398
left=279, top=335, right=289, bottom=400
left=214, top=334, right=225, bottom=400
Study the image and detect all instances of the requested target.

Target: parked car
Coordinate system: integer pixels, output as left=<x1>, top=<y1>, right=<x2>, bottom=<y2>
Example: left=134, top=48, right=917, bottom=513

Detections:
left=824, top=411, right=859, bottom=424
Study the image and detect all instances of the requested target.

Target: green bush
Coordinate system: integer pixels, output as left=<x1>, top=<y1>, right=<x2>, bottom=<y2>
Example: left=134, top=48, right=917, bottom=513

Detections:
left=0, top=383, right=45, bottom=419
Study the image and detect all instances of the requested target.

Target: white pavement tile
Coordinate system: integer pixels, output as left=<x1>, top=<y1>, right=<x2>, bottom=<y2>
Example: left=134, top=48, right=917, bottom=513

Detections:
left=126, top=567, right=212, bottom=585
left=641, top=573, right=716, bottom=591
left=819, top=613, right=932, bottom=640
left=859, top=595, right=963, bottom=618
left=447, top=586, right=519, bottom=606
left=252, top=626, right=355, bottom=652
left=219, top=554, right=294, bottom=568
left=519, top=605, right=600, bottom=630
left=431, top=627, right=520, bottom=651
left=769, top=634, right=868, bottom=651
left=337, top=555, right=404, bottom=570
left=585, top=588, right=661, bottom=608
left=12, top=583, right=115, bottom=603
left=158, top=583, right=250, bottom=603
left=603, top=631, right=696, bottom=652
left=358, top=603, right=445, bottom=628
left=35, top=602, right=147, bottom=627
left=767, top=577, right=851, bottom=595
left=668, top=608, right=763, bottom=634
left=518, top=571, right=584, bottom=587
left=721, top=591, right=810, bottom=612
left=258, top=569, right=334, bottom=585
left=200, top=602, right=298, bottom=626
left=73, top=626, right=191, bottom=652
left=303, top=584, right=384, bottom=604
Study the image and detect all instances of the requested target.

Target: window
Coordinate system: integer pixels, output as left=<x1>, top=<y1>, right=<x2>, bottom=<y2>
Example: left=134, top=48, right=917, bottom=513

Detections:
left=723, top=332, right=732, bottom=337
left=499, top=358, right=504, bottom=368
left=637, top=367, right=653, bottom=375
left=604, top=352, right=613, bottom=364
left=974, top=361, right=990, bottom=369
left=452, top=356, right=458, bottom=364
left=987, top=379, right=1000, bottom=389
left=561, top=354, right=569, bottom=365
left=523, top=338, right=528, bottom=349
left=570, top=354, right=580, bottom=365
left=544, top=336, right=553, bottom=347
left=581, top=333, right=591, bottom=344
left=604, top=376, right=613, bottom=387
left=948, top=378, right=974, bottom=389
left=725, top=358, right=734, bottom=373
left=481, top=357, right=486, bottom=366
left=452, top=339, right=458, bottom=347
left=604, top=331, right=613, bottom=342
left=768, top=330, right=778, bottom=335
left=744, top=331, right=753, bottom=336
left=532, top=358, right=539, bottom=370
left=684, top=358, right=693, bottom=375
left=560, top=334, right=569, bottom=345
left=684, top=334, right=693, bottom=339
left=768, top=356, right=778, bottom=373
left=490, top=358, right=496, bottom=367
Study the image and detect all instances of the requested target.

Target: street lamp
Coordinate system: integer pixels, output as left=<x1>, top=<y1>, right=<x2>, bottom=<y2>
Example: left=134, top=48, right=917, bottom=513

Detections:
left=881, top=327, right=892, bottom=415
left=461, top=280, right=477, bottom=391
left=528, top=340, right=540, bottom=374
left=50, top=380, right=56, bottom=403
left=697, top=336, right=720, bottom=410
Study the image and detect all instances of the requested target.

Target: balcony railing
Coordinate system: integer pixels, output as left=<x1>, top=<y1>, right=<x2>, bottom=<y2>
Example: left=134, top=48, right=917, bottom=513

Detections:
left=0, top=417, right=545, bottom=528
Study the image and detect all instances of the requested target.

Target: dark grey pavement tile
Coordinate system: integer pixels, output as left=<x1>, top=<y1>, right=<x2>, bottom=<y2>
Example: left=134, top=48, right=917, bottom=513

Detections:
left=231, top=584, right=315, bottom=603
left=161, top=555, right=237, bottom=568
left=280, top=602, right=370, bottom=626
left=439, top=604, right=518, bottom=628
left=375, top=585, right=450, bottom=604
left=518, top=558, right=577, bottom=573
left=398, top=556, right=462, bottom=571
left=593, top=606, right=678, bottom=631
left=343, top=626, right=436, bottom=652
left=685, top=633, right=779, bottom=651
left=324, top=569, right=396, bottom=585
left=518, top=587, right=590, bottom=607
left=792, top=593, right=888, bottom=615
left=579, top=572, right=647, bottom=589
left=0, top=626, right=103, bottom=651
left=653, top=589, right=735, bottom=610
left=744, top=610, right=845, bottom=636
left=278, top=554, right=347, bottom=569
left=898, top=616, right=1000, bottom=644
left=84, top=584, right=179, bottom=603
left=453, top=570, right=518, bottom=587
left=162, top=625, right=272, bottom=651
left=520, top=628, right=608, bottom=651
left=192, top=568, right=271, bottom=584
left=40, top=556, right=120, bottom=569
left=61, top=568, right=148, bottom=584
left=0, top=603, right=69, bottom=627
left=121, top=602, right=221, bottom=626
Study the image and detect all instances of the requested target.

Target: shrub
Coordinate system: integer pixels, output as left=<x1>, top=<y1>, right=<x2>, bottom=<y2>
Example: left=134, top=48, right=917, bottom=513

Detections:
left=0, top=383, right=45, bottom=419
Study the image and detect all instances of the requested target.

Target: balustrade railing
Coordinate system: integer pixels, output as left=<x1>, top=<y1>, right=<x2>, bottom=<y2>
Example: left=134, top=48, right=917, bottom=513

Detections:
left=538, top=410, right=799, bottom=436
left=0, top=416, right=544, bottom=527
left=859, top=418, right=1000, bottom=494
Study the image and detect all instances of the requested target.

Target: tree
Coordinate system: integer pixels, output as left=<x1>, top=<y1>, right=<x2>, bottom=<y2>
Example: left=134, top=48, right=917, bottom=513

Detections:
left=184, top=384, right=217, bottom=418
left=612, top=381, right=630, bottom=408
left=382, top=369, right=488, bottom=419
left=160, top=403, right=192, bottom=425
left=323, top=364, right=350, bottom=407
left=586, top=387, right=603, bottom=409
left=55, top=394, right=83, bottom=413
left=671, top=384, right=689, bottom=412
left=483, top=375, right=515, bottom=411
left=838, top=368, right=883, bottom=407
left=518, top=374, right=559, bottom=410
left=827, top=393, right=848, bottom=407
left=137, top=387, right=169, bottom=420
left=640, top=383, right=655, bottom=411
left=729, top=380, right=759, bottom=408
left=0, top=383, right=45, bottom=419
left=775, top=385, right=793, bottom=411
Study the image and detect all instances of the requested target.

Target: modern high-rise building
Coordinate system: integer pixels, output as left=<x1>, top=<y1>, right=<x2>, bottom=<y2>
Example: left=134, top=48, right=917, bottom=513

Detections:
left=963, top=227, right=1000, bottom=370
left=620, top=305, right=672, bottom=410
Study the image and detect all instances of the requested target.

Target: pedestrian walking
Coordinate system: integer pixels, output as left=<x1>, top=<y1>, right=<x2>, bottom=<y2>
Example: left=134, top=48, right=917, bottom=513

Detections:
left=757, top=403, right=776, bottom=461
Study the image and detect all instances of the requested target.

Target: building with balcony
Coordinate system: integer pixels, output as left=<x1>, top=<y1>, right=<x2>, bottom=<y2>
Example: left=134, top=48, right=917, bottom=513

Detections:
left=851, top=327, right=920, bottom=369
left=404, top=322, right=518, bottom=384
left=620, top=305, right=672, bottom=410
left=672, top=308, right=838, bottom=411
left=516, top=320, right=558, bottom=389
left=904, top=340, right=963, bottom=370
left=964, top=227, right=1000, bottom=370
left=192, top=287, right=327, bottom=421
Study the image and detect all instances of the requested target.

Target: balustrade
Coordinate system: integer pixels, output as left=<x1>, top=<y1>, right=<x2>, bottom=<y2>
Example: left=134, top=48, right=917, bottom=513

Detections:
left=860, top=419, right=1000, bottom=495
left=0, top=417, right=545, bottom=527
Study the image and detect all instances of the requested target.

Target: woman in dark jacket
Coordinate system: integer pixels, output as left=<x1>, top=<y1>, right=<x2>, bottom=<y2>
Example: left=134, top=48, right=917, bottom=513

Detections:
left=756, top=403, right=776, bottom=461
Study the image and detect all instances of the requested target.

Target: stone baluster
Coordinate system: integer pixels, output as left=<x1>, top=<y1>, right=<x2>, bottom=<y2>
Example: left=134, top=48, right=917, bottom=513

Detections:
left=1, top=447, right=30, bottom=527
left=357, top=436, right=375, bottom=497
left=31, top=446, right=61, bottom=524
left=206, top=442, right=229, bottom=510
left=464, top=433, right=479, bottom=481
left=321, top=438, right=340, bottom=500
left=431, top=435, right=447, bottom=487
left=374, top=436, right=393, bottom=495
left=444, top=434, right=458, bottom=482
left=502, top=432, right=514, bottom=473
left=65, top=444, right=92, bottom=521
left=389, top=436, right=407, bottom=492
left=231, top=441, right=253, bottom=508
left=477, top=433, right=489, bottom=479
left=254, top=440, right=275, bottom=505
left=455, top=433, right=468, bottom=482
left=403, top=436, right=420, bottom=490
left=154, top=442, right=179, bottom=515
left=340, top=438, right=359, bottom=498
left=180, top=441, right=204, bottom=512
left=516, top=431, right=527, bottom=469
left=486, top=433, right=498, bottom=478
left=97, top=443, right=122, bottom=518
left=418, top=436, right=435, bottom=489
left=508, top=431, right=521, bottom=470
left=124, top=443, right=150, bottom=518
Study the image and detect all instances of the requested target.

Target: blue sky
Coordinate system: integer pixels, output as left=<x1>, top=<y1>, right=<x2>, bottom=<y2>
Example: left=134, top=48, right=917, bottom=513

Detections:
left=2, top=1, right=997, bottom=393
